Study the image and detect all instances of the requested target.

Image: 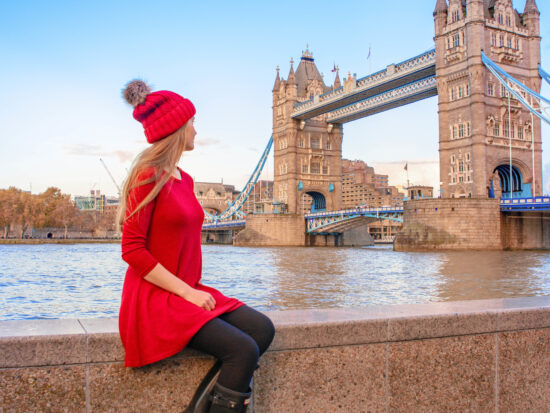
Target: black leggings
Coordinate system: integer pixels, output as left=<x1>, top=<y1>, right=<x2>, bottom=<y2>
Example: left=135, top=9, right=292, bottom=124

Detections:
left=188, top=305, right=275, bottom=393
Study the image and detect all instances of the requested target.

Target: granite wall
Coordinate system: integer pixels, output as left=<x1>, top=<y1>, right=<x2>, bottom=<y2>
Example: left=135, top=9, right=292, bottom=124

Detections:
left=1, top=296, right=549, bottom=412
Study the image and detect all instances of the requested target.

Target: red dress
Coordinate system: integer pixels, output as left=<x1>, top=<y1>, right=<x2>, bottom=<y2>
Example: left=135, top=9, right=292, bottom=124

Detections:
left=119, top=167, right=244, bottom=367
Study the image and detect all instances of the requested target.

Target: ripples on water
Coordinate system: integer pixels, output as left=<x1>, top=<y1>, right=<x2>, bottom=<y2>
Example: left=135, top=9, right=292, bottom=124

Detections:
left=0, top=244, right=549, bottom=320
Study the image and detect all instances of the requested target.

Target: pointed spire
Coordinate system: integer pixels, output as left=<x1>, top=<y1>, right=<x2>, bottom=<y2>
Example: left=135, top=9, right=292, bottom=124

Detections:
left=434, top=0, right=447, bottom=15
left=333, top=66, right=341, bottom=89
left=272, top=66, right=280, bottom=92
left=287, top=58, right=296, bottom=85
left=302, top=44, right=313, bottom=61
left=524, top=0, right=539, bottom=14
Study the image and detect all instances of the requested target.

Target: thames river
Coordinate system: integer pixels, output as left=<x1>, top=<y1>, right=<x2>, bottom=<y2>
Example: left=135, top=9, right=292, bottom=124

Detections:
left=0, top=243, right=549, bottom=320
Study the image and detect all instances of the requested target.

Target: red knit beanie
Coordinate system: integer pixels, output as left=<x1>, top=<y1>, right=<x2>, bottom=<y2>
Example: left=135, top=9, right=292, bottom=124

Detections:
left=122, top=80, right=196, bottom=144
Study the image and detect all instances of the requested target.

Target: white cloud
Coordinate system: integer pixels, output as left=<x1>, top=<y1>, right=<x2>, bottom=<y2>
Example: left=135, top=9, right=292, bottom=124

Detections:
left=64, top=144, right=135, bottom=164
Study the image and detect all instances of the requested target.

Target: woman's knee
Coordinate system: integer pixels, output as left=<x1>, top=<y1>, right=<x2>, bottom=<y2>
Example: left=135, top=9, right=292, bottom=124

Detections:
left=254, top=314, right=275, bottom=354
left=225, top=332, right=260, bottom=367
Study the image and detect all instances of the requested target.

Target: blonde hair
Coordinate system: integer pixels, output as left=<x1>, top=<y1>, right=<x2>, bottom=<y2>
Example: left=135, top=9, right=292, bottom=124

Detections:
left=117, top=123, right=190, bottom=230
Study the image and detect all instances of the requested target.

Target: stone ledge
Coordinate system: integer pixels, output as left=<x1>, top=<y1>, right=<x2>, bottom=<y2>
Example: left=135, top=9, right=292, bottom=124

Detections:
left=1, top=297, right=549, bottom=412
left=1, top=296, right=548, bottom=368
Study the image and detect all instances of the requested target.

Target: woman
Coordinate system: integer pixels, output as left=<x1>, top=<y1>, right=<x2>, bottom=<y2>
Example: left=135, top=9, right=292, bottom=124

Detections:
left=118, top=80, right=275, bottom=413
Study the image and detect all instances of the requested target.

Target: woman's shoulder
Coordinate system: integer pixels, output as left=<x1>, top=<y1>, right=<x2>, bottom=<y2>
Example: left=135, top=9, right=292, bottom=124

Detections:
left=177, top=168, right=194, bottom=185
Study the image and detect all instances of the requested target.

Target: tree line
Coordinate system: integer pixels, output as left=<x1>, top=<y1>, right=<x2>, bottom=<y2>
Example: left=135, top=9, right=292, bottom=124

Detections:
left=0, top=187, right=116, bottom=239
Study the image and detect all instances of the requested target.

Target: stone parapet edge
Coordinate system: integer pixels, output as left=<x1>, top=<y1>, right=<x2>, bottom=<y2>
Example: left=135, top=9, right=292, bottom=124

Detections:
left=1, top=296, right=548, bottom=369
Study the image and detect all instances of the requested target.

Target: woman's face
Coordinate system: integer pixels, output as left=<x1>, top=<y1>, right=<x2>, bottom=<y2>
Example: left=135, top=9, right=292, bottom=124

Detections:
left=184, top=117, right=196, bottom=151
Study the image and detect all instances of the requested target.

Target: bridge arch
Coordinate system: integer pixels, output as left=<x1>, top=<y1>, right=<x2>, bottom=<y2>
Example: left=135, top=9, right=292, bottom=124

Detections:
left=306, top=191, right=326, bottom=212
left=299, top=188, right=328, bottom=213
left=493, top=164, right=529, bottom=198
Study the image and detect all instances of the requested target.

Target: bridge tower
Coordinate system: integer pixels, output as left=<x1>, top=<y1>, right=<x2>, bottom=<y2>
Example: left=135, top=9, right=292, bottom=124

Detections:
left=272, top=48, right=343, bottom=214
left=434, top=0, right=542, bottom=198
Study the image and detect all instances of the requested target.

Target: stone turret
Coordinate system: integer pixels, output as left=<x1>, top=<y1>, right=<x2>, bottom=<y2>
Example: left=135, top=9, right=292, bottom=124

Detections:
left=272, top=66, right=280, bottom=92
left=433, top=0, right=447, bottom=15
left=524, top=0, right=539, bottom=14
left=286, top=58, right=297, bottom=101
left=434, top=0, right=448, bottom=34
left=466, top=0, right=485, bottom=22
left=523, top=0, right=540, bottom=36
left=287, top=58, right=296, bottom=86
left=333, top=68, right=341, bottom=90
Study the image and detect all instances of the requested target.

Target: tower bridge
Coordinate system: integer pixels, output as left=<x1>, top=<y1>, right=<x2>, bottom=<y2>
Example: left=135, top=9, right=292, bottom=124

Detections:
left=205, top=0, right=550, bottom=249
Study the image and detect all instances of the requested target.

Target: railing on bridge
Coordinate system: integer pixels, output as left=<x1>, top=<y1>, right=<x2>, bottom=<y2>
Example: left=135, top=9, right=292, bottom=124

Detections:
left=306, top=206, right=404, bottom=233
left=291, top=49, right=436, bottom=120
left=500, top=197, right=550, bottom=211
left=326, top=76, right=437, bottom=123
left=202, top=219, right=246, bottom=230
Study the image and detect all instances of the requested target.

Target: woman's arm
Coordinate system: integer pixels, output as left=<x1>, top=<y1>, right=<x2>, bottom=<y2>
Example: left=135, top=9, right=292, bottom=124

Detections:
left=121, top=170, right=215, bottom=311
left=144, top=263, right=216, bottom=311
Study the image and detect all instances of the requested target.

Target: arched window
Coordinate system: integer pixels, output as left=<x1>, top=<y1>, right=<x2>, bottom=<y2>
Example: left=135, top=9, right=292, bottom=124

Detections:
left=493, top=122, right=500, bottom=136
left=498, top=13, right=503, bottom=24
left=310, top=162, right=321, bottom=174
left=518, top=125, right=524, bottom=139
left=452, top=9, right=460, bottom=23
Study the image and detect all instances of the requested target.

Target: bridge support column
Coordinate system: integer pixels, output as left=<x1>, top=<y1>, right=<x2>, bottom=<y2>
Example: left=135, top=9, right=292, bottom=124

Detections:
left=394, top=198, right=502, bottom=251
left=233, top=214, right=306, bottom=246
left=501, top=212, right=550, bottom=250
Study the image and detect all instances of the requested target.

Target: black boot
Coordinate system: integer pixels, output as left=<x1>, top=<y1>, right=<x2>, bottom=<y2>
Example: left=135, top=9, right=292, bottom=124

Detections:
left=208, top=383, right=251, bottom=413
left=184, top=361, right=221, bottom=413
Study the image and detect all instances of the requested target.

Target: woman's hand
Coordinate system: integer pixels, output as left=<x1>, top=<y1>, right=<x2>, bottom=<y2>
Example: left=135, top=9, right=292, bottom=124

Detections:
left=182, top=288, right=216, bottom=311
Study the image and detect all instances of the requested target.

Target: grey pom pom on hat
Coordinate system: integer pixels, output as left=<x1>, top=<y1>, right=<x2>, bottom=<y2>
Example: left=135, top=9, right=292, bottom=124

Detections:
left=122, top=79, right=152, bottom=107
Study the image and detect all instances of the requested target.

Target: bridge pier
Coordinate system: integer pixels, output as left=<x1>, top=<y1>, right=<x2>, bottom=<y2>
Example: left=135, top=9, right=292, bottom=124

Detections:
left=501, top=211, right=550, bottom=250
left=201, top=230, right=236, bottom=245
left=395, top=198, right=502, bottom=251
left=395, top=198, right=550, bottom=251
left=233, top=214, right=306, bottom=247
left=307, top=233, right=342, bottom=247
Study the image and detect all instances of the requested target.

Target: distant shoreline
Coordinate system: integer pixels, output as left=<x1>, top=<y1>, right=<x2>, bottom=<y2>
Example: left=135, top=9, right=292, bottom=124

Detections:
left=0, top=239, right=121, bottom=245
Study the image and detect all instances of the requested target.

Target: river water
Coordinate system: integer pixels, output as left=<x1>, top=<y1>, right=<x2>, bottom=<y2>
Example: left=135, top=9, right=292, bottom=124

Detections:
left=0, top=243, right=549, bottom=320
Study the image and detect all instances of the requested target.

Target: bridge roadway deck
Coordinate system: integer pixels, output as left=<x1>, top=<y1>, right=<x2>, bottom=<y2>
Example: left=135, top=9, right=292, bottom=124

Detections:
left=500, top=196, right=550, bottom=211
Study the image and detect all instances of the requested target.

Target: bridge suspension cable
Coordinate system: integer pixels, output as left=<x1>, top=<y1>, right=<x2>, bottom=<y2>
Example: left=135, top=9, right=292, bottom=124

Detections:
left=481, top=52, right=550, bottom=126
left=540, top=65, right=550, bottom=87
left=204, top=136, right=273, bottom=222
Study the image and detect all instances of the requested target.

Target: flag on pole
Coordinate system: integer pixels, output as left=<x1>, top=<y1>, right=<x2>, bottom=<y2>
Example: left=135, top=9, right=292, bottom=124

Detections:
left=367, top=47, right=371, bottom=60
left=404, top=162, right=408, bottom=171
left=332, top=63, right=337, bottom=73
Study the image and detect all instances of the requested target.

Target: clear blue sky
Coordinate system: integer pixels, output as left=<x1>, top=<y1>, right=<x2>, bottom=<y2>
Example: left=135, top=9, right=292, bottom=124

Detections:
left=0, top=0, right=548, bottom=196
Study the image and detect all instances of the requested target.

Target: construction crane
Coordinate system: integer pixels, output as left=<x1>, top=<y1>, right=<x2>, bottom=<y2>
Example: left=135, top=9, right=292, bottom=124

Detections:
left=99, top=158, right=121, bottom=196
